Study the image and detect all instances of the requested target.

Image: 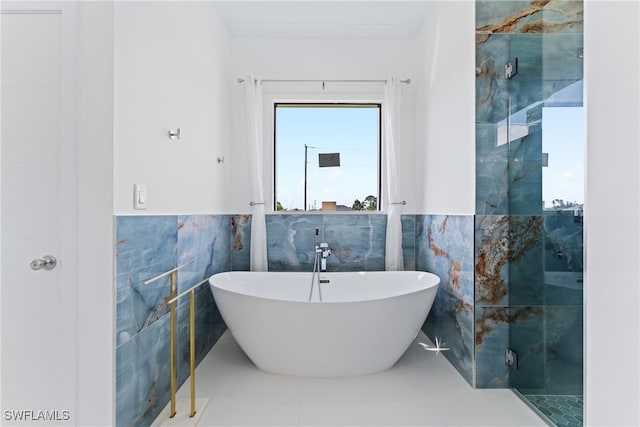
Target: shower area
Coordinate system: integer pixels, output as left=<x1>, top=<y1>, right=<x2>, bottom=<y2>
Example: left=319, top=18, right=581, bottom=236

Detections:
left=476, top=1, right=584, bottom=426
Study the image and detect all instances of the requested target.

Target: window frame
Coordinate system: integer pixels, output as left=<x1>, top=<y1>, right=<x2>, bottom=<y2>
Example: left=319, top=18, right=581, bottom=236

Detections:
left=261, top=82, right=386, bottom=214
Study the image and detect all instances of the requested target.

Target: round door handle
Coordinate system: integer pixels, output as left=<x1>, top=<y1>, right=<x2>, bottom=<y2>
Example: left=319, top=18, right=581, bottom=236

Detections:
left=30, top=255, right=57, bottom=271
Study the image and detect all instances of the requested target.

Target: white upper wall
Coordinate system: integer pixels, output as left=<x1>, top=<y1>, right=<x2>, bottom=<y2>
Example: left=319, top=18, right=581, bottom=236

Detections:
left=112, top=1, right=476, bottom=216
left=113, top=1, right=230, bottom=214
left=226, top=36, right=420, bottom=213
left=414, top=1, right=475, bottom=215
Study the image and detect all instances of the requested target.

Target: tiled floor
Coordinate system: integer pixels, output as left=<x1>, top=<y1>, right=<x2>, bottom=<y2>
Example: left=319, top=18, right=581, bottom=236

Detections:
left=523, top=395, right=583, bottom=427
left=162, top=331, right=547, bottom=426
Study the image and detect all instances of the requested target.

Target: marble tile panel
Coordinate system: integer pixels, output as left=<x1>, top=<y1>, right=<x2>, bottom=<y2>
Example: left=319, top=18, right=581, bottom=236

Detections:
left=509, top=305, right=582, bottom=394
left=323, top=214, right=386, bottom=271
left=475, top=215, right=510, bottom=306
left=476, top=125, right=509, bottom=215
left=177, top=215, right=231, bottom=295
left=231, top=214, right=252, bottom=271
left=401, top=215, right=416, bottom=271
left=266, top=214, right=323, bottom=272
left=477, top=35, right=582, bottom=127
left=115, top=214, right=229, bottom=427
left=115, top=269, right=171, bottom=346
left=476, top=0, right=583, bottom=38
left=544, top=282, right=583, bottom=306
left=115, top=215, right=178, bottom=346
left=476, top=34, right=511, bottom=125
left=176, top=289, right=222, bottom=387
left=508, top=306, right=546, bottom=393
left=474, top=0, right=585, bottom=397
left=116, top=314, right=171, bottom=427
left=540, top=33, right=584, bottom=83
left=475, top=306, right=510, bottom=388
left=417, top=215, right=475, bottom=305
left=115, top=215, right=178, bottom=278
left=544, top=306, right=583, bottom=395
left=509, top=215, right=544, bottom=306
left=508, top=125, right=543, bottom=215
left=543, top=211, right=583, bottom=273
left=422, top=287, right=474, bottom=387
left=504, top=34, right=545, bottom=116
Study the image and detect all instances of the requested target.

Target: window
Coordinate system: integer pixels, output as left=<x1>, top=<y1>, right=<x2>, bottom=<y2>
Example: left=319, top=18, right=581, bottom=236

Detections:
left=274, top=103, right=381, bottom=212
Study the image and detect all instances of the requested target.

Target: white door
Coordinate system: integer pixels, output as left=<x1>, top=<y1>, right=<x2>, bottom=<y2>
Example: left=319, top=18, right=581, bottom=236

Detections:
left=1, top=4, right=77, bottom=423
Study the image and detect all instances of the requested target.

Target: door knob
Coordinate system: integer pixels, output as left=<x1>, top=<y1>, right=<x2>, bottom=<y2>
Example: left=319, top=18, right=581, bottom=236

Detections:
left=30, top=255, right=57, bottom=271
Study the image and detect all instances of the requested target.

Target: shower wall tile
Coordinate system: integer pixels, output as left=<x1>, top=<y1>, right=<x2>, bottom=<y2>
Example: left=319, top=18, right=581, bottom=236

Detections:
left=543, top=305, right=583, bottom=395
left=115, top=214, right=231, bottom=427
left=476, top=125, right=509, bottom=215
left=476, top=1, right=538, bottom=31
left=476, top=120, right=544, bottom=217
left=475, top=215, right=545, bottom=305
left=508, top=215, right=544, bottom=306
left=475, top=0, right=584, bottom=393
left=508, top=306, right=546, bottom=393
left=476, top=34, right=511, bottom=125
left=475, top=306, right=510, bottom=388
left=475, top=2, right=583, bottom=214
left=508, top=125, right=543, bottom=215
left=476, top=0, right=583, bottom=38
left=543, top=211, right=584, bottom=273
left=475, top=215, right=510, bottom=307
left=508, top=305, right=583, bottom=395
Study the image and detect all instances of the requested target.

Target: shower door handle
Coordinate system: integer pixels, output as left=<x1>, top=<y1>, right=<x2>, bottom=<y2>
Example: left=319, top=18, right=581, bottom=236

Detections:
left=30, top=255, right=57, bottom=271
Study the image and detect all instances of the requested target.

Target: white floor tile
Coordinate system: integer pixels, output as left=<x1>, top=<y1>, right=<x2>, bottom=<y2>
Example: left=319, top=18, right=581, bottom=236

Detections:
left=172, top=331, right=547, bottom=426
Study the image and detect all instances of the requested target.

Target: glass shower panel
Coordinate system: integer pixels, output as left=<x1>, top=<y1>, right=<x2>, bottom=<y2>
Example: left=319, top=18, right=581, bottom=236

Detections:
left=506, top=24, right=584, bottom=426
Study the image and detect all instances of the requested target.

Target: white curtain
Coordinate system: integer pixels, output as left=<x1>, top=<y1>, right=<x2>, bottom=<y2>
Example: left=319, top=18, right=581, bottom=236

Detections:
left=384, top=76, right=404, bottom=271
left=245, top=75, right=268, bottom=271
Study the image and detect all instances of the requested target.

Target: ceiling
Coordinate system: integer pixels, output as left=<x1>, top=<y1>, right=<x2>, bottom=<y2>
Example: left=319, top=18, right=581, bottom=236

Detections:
left=214, top=1, right=433, bottom=39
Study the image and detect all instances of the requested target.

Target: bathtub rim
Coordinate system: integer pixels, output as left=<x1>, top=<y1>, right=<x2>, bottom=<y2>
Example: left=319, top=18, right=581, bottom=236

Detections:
left=208, top=270, right=440, bottom=305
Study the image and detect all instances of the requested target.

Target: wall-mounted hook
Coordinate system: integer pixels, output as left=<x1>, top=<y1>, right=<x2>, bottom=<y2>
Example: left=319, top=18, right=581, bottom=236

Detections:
left=168, top=128, right=181, bottom=140
left=217, top=156, right=225, bottom=164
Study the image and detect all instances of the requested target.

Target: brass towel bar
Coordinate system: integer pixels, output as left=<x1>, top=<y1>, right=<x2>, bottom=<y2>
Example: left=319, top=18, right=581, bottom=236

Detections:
left=144, top=261, right=208, bottom=419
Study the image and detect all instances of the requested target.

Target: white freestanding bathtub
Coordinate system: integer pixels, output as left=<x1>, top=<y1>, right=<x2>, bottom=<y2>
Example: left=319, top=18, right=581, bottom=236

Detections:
left=208, top=271, right=440, bottom=377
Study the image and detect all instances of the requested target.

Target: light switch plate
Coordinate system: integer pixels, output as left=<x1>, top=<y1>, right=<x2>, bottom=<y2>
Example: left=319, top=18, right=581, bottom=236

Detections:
left=134, top=184, right=147, bottom=210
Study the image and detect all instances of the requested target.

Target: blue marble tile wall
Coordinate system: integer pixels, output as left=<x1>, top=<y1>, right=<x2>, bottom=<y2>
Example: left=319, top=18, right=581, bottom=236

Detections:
left=474, top=215, right=509, bottom=387
left=417, top=215, right=475, bottom=387
left=475, top=0, right=584, bottom=392
left=264, top=214, right=418, bottom=272
left=476, top=0, right=583, bottom=216
left=510, top=210, right=583, bottom=395
left=265, top=214, right=388, bottom=272
left=115, top=215, right=248, bottom=427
